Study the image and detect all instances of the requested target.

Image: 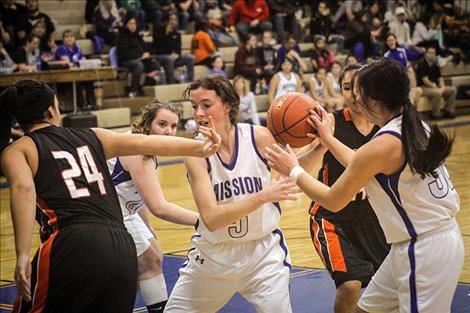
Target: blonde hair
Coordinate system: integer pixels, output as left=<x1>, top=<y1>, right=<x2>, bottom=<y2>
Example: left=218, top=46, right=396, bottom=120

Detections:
left=131, top=100, right=179, bottom=135
left=233, top=75, right=249, bottom=97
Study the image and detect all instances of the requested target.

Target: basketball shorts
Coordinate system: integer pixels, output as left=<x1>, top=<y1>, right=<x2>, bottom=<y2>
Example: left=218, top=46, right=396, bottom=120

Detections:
left=165, top=229, right=292, bottom=313
left=358, top=219, right=464, bottom=313
left=13, top=223, right=138, bottom=313
left=124, top=213, right=155, bottom=256
left=309, top=204, right=390, bottom=288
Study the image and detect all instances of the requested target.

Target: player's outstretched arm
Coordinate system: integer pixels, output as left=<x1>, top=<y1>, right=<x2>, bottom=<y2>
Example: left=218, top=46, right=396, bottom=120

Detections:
left=1, top=142, right=37, bottom=302
left=184, top=156, right=299, bottom=232
left=308, top=106, right=355, bottom=167
left=123, top=155, right=198, bottom=226
left=93, top=121, right=221, bottom=160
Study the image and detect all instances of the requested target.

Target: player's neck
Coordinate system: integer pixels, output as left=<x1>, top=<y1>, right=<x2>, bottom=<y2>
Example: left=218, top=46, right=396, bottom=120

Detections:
left=218, top=124, right=237, bottom=158
left=350, top=110, right=374, bottom=135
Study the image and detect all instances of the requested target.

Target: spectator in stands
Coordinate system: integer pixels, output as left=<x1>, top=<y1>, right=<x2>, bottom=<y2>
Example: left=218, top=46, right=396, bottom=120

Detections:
left=388, top=6, right=424, bottom=61
left=141, top=0, right=175, bottom=29
left=441, top=4, right=470, bottom=64
left=55, top=30, right=97, bottom=110
left=309, top=1, right=344, bottom=53
left=256, top=30, right=277, bottom=84
left=234, top=33, right=261, bottom=92
left=416, top=46, right=456, bottom=119
left=85, top=0, right=100, bottom=23
left=94, top=0, right=123, bottom=46
left=116, top=16, right=149, bottom=97
left=191, top=20, right=217, bottom=67
left=205, top=0, right=236, bottom=47
left=346, top=10, right=382, bottom=63
left=118, top=0, right=146, bottom=31
left=0, top=0, right=26, bottom=52
left=32, top=20, right=54, bottom=54
left=233, top=75, right=261, bottom=125
left=333, top=0, right=362, bottom=30
left=276, top=34, right=308, bottom=75
left=310, top=36, right=336, bottom=71
left=268, top=57, right=302, bottom=105
left=267, top=0, right=300, bottom=43
left=16, top=0, right=56, bottom=49
left=0, top=41, right=17, bottom=74
left=13, top=33, right=40, bottom=72
left=325, top=61, right=346, bottom=108
left=345, top=54, right=358, bottom=65
left=384, top=33, right=422, bottom=105
left=308, top=67, right=336, bottom=112
left=176, top=0, right=203, bottom=31
left=228, top=0, right=272, bottom=42
left=208, top=55, right=226, bottom=77
left=153, top=13, right=195, bottom=84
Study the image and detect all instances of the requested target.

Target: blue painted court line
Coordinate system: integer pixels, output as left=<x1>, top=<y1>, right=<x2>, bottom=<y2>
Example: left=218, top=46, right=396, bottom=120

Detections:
left=1, top=255, right=469, bottom=313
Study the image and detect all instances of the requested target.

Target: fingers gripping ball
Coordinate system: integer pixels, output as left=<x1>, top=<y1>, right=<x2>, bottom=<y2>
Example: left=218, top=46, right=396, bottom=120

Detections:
left=267, top=93, right=319, bottom=148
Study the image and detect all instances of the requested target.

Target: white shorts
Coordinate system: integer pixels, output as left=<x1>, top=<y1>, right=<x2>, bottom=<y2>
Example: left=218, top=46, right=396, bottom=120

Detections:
left=165, top=229, right=292, bottom=313
left=358, top=219, right=464, bottom=313
left=123, top=213, right=154, bottom=257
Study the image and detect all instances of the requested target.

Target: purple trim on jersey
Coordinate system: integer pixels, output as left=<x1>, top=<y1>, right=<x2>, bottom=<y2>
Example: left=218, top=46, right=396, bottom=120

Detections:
left=375, top=172, right=418, bottom=313
left=249, top=124, right=270, bottom=170
left=373, top=130, right=402, bottom=140
left=216, top=124, right=239, bottom=170
left=110, top=157, right=132, bottom=186
left=194, top=219, right=199, bottom=231
left=273, top=201, right=281, bottom=214
left=180, top=246, right=197, bottom=269
left=205, top=158, right=211, bottom=174
left=272, top=229, right=291, bottom=269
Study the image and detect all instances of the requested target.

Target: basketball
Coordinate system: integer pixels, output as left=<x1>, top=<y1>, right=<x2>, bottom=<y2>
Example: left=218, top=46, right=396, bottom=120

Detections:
left=267, top=92, right=319, bottom=148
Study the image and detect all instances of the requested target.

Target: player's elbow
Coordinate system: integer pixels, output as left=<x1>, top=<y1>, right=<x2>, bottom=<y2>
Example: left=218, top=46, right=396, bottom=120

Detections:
left=200, top=212, right=222, bottom=232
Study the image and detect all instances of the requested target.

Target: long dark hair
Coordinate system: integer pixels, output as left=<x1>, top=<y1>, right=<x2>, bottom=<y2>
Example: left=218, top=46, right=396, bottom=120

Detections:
left=339, top=63, right=362, bottom=86
left=356, top=58, right=452, bottom=178
left=0, top=79, right=55, bottom=153
left=183, top=75, right=239, bottom=126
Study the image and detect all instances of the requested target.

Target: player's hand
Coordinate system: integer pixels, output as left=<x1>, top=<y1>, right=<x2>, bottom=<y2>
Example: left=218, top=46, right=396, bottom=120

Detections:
left=307, top=106, right=333, bottom=142
left=265, top=144, right=300, bottom=177
left=198, top=116, right=221, bottom=157
left=14, top=254, right=32, bottom=302
left=259, top=176, right=300, bottom=203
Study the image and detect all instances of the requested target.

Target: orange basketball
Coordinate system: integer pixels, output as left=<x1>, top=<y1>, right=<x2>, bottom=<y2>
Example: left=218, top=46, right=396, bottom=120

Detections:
left=267, top=92, right=318, bottom=148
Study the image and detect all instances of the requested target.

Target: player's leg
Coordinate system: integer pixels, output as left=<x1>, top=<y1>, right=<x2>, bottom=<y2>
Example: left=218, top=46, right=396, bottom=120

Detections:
left=165, top=245, right=237, bottom=313
left=239, top=230, right=292, bottom=313
left=125, top=214, right=168, bottom=313
left=335, top=280, right=362, bottom=313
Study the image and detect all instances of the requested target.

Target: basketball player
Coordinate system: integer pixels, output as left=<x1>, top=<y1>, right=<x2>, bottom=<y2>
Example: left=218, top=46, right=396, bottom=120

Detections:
left=0, top=79, right=220, bottom=313
left=265, top=58, right=464, bottom=313
left=298, top=64, right=390, bottom=313
left=107, top=101, right=198, bottom=313
left=164, top=75, right=299, bottom=313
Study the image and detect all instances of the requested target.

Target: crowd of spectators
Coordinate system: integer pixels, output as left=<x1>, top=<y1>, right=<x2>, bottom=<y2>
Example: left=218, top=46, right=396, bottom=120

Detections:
left=1, top=0, right=470, bottom=118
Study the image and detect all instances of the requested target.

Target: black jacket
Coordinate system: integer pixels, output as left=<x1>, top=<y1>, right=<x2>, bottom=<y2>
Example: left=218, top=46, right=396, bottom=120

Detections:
left=116, top=28, right=146, bottom=64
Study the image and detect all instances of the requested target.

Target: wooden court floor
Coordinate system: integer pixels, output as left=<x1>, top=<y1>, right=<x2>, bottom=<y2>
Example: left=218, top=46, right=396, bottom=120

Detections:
left=1, top=117, right=469, bottom=287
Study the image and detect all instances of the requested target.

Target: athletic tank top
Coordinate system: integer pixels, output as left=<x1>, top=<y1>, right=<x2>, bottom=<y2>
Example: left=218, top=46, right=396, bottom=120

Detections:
left=365, top=115, right=460, bottom=243
left=197, top=123, right=281, bottom=243
left=107, top=155, right=158, bottom=216
left=310, top=75, right=324, bottom=97
left=327, top=72, right=341, bottom=94
left=310, top=109, right=380, bottom=221
left=274, top=72, right=297, bottom=100
left=27, top=126, right=123, bottom=229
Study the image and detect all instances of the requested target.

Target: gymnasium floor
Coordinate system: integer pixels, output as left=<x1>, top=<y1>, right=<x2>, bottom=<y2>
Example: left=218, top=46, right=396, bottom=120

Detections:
left=1, top=116, right=470, bottom=311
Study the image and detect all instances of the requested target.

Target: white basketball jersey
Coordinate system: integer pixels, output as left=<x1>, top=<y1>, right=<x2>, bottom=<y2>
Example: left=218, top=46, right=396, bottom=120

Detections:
left=365, top=115, right=459, bottom=243
left=197, top=123, right=281, bottom=243
left=107, top=156, right=158, bottom=217
left=274, top=72, right=298, bottom=100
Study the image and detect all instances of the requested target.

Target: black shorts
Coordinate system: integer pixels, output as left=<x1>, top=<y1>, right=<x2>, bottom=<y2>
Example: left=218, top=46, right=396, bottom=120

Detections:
left=13, top=223, right=138, bottom=313
left=309, top=201, right=390, bottom=288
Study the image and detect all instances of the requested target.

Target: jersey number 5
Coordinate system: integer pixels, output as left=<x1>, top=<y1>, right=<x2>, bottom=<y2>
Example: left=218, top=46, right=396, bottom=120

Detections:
left=52, top=146, right=106, bottom=198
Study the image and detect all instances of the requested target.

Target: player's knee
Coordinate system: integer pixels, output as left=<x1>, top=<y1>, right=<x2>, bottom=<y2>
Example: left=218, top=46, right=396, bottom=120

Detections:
left=337, top=280, right=362, bottom=301
left=138, top=246, right=163, bottom=276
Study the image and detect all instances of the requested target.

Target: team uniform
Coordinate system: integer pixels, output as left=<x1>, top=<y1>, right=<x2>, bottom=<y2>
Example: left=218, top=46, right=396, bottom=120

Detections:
left=309, top=109, right=390, bottom=288
left=107, top=156, right=158, bottom=256
left=358, top=115, right=464, bottom=313
left=13, top=126, right=137, bottom=313
left=165, top=123, right=292, bottom=313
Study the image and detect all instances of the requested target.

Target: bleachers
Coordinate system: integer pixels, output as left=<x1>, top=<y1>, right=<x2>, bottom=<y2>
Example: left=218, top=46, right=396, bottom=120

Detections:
left=15, top=0, right=470, bottom=128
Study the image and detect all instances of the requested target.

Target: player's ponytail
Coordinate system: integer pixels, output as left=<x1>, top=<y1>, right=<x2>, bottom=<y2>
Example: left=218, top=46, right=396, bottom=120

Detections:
left=356, top=58, right=453, bottom=178
left=0, top=80, right=55, bottom=153
left=402, top=97, right=453, bottom=178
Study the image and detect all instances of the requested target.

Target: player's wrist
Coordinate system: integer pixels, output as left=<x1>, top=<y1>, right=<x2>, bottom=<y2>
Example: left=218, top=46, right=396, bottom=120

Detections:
left=289, top=166, right=305, bottom=184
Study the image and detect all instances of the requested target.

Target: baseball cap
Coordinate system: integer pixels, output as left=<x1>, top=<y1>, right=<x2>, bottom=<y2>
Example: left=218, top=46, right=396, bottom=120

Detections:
left=395, top=7, right=406, bottom=15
